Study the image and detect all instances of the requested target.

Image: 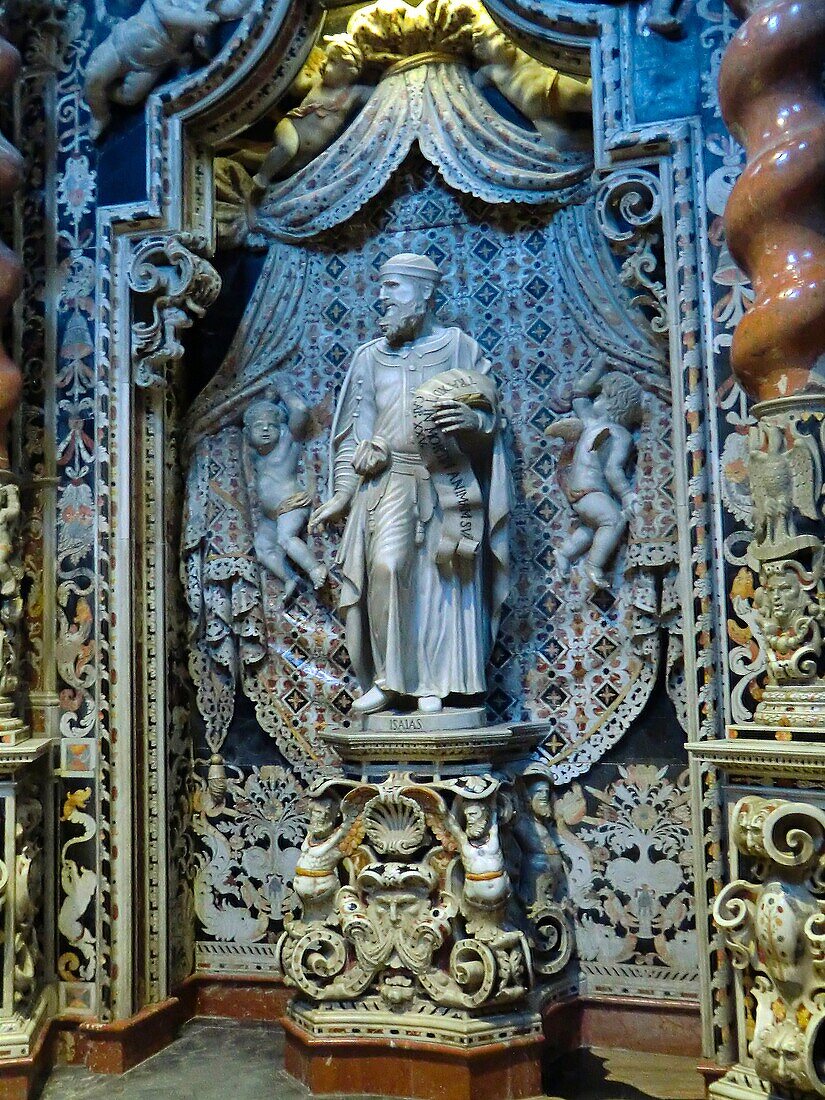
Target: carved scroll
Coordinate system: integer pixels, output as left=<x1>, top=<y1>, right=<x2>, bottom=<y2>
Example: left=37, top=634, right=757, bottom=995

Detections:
left=713, top=796, right=825, bottom=1097
left=129, top=235, right=222, bottom=390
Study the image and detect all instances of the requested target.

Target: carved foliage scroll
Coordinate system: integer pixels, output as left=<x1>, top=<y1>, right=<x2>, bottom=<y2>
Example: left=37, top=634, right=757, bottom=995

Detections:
left=129, top=236, right=222, bottom=390
left=714, top=796, right=825, bottom=1096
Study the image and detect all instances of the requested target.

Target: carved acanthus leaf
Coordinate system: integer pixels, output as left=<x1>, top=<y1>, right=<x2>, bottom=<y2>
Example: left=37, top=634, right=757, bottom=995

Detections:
left=595, top=170, right=667, bottom=339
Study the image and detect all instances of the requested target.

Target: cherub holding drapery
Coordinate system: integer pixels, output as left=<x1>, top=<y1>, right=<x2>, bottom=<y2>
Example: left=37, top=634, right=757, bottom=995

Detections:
left=252, top=35, right=372, bottom=191
left=547, top=362, right=645, bottom=589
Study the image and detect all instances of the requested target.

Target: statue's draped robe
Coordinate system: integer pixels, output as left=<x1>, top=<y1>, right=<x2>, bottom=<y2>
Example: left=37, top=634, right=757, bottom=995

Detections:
left=330, top=326, right=510, bottom=698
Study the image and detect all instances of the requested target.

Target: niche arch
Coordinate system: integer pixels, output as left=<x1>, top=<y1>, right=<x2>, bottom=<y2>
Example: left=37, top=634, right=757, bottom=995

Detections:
left=92, top=0, right=722, bottom=1031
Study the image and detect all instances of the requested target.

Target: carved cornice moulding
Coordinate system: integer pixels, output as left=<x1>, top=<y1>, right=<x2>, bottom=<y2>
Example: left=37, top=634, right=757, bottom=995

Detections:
left=687, top=738, right=825, bottom=782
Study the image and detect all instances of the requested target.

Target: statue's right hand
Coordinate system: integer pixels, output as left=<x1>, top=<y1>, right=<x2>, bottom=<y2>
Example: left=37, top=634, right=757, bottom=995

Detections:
left=308, top=491, right=350, bottom=532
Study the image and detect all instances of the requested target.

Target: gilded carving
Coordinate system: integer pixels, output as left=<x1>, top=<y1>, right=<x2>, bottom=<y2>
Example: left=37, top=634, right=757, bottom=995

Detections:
left=251, top=37, right=372, bottom=191
left=214, top=0, right=594, bottom=247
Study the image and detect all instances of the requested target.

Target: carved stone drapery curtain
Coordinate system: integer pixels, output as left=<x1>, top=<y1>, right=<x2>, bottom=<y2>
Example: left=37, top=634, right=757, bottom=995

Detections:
left=217, top=61, right=591, bottom=245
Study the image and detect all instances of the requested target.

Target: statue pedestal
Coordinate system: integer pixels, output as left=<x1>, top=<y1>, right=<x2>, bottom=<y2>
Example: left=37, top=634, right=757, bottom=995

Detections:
left=279, top=716, right=562, bottom=1099
left=324, top=710, right=549, bottom=774
left=283, top=1015, right=544, bottom=1100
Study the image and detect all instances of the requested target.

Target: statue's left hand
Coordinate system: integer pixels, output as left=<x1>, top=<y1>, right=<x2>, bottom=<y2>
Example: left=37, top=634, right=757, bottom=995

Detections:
left=432, top=400, right=481, bottom=434
left=308, top=491, right=350, bottom=532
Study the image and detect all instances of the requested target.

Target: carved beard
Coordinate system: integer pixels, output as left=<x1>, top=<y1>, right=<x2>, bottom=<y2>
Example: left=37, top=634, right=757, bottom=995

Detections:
left=379, top=295, right=430, bottom=347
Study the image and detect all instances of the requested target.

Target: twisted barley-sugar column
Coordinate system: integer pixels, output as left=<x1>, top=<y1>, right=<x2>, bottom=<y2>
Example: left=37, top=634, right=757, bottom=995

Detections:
left=719, top=0, right=825, bottom=402
left=0, top=34, right=23, bottom=471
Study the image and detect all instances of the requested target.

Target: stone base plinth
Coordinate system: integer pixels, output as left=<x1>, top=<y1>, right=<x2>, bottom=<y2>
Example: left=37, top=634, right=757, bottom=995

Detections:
left=283, top=1015, right=544, bottom=1100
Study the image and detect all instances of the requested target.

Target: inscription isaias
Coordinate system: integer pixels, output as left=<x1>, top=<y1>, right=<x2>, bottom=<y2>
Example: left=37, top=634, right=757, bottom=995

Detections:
left=389, top=716, right=425, bottom=732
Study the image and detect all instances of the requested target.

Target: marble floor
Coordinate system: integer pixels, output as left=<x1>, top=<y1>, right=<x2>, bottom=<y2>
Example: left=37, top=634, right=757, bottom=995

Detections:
left=40, top=1018, right=705, bottom=1100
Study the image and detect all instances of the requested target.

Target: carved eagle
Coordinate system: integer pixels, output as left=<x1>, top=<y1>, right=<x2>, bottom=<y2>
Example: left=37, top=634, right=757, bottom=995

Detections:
left=749, top=424, right=822, bottom=548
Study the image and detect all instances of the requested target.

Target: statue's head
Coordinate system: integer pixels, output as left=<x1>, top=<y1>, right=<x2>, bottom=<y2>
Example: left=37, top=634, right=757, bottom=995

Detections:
left=377, top=253, right=440, bottom=347
left=308, top=796, right=337, bottom=839
left=527, top=776, right=552, bottom=819
left=322, top=33, right=364, bottom=86
left=592, top=371, right=644, bottom=428
left=472, top=23, right=515, bottom=64
left=463, top=798, right=492, bottom=841
left=243, top=398, right=285, bottom=453
left=763, top=562, right=807, bottom=626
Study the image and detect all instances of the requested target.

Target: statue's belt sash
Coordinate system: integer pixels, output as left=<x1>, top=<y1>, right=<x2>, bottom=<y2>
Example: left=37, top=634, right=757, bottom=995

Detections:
left=412, top=368, right=496, bottom=566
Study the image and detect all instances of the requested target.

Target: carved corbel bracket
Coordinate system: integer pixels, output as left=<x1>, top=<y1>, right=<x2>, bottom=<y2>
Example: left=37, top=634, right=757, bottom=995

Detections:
left=129, top=235, right=222, bottom=390
left=713, top=795, right=825, bottom=1097
left=277, top=770, right=559, bottom=1041
left=594, top=169, right=667, bottom=340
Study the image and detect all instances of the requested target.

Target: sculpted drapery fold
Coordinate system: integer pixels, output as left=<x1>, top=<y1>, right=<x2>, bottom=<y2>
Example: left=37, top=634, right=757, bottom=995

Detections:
left=328, top=324, right=511, bottom=701
left=218, top=60, right=591, bottom=247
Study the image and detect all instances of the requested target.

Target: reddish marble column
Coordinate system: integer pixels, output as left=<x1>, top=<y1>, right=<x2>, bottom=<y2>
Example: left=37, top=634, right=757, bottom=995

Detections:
left=719, top=0, right=825, bottom=402
left=0, top=35, right=23, bottom=471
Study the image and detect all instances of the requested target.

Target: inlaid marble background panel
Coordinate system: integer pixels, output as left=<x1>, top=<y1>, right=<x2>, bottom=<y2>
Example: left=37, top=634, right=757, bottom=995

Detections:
left=186, top=155, right=693, bottom=995
left=184, top=155, right=682, bottom=783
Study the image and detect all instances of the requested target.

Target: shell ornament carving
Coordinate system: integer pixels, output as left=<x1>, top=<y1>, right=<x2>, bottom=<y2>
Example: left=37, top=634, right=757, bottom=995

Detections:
left=362, top=795, right=427, bottom=856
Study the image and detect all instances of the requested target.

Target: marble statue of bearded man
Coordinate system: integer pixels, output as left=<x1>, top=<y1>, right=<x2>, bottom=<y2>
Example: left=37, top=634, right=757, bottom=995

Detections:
left=310, top=253, right=511, bottom=716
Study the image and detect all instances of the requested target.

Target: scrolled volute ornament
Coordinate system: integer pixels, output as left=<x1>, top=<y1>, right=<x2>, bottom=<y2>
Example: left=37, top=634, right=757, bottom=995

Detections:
left=594, top=169, right=667, bottom=337
left=528, top=898, right=573, bottom=977
left=713, top=879, right=759, bottom=970
left=278, top=923, right=374, bottom=1002
left=762, top=802, right=825, bottom=870
left=731, top=795, right=825, bottom=869
left=595, top=169, right=663, bottom=243
left=731, top=795, right=791, bottom=860
left=805, top=910, right=825, bottom=978
left=129, top=234, right=222, bottom=389
left=417, top=937, right=498, bottom=1009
